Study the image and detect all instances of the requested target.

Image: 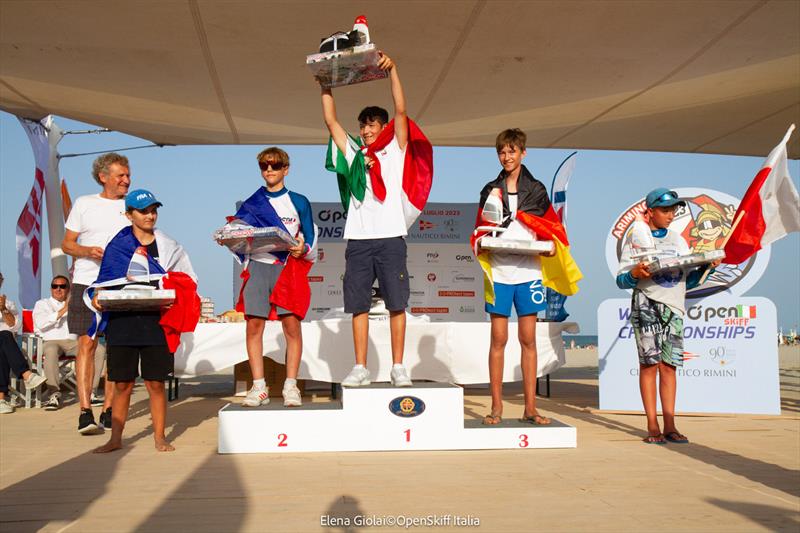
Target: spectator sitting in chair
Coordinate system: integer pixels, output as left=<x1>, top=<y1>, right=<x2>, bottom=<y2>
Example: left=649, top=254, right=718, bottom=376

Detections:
left=33, top=275, right=107, bottom=411
left=0, top=272, right=47, bottom=414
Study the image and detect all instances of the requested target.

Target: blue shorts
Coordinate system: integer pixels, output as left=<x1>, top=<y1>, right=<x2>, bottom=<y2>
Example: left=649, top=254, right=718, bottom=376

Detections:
left=485, top=280, right=547, bottom=317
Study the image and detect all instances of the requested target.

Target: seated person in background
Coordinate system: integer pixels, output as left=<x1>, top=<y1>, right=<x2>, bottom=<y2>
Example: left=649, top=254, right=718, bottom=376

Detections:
left=90, top=190, right=199, bottom=452
left=33, top=275, right=107, bottom=411
left=0, top=272, right=47, bottom=414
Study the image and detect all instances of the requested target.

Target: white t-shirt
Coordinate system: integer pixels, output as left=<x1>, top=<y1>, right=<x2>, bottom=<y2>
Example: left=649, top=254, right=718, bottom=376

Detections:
left=343, top=137, right=408, bottom=240
left=489, top=194, right=542, bottom=284
left=33, top=296, right=75, bottom=341
left=64, top=194, right=130, bottom=285
left=617, top=228, right=691, bottom=316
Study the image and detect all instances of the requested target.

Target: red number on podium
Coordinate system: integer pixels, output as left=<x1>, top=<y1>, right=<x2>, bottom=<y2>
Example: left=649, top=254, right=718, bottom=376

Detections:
left=404, top=429, right=411, bottom=443
left=518, top=434, right=529, bottom=448
left=278, top=433, right=288, bottom=447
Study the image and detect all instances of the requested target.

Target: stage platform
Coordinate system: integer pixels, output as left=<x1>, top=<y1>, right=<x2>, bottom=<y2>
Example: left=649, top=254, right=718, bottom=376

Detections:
left=218, top=382, right=576, bottom=453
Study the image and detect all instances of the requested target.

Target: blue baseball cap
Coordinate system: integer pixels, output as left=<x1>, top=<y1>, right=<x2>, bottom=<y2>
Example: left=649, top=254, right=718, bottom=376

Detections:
left=646, top=188, right=686, bottom=208
left=125, top=189, right=163, bottom=210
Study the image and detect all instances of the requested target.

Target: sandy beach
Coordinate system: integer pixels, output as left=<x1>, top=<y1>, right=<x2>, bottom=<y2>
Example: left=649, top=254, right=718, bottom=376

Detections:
left=1, top=346, right=797, bottom=532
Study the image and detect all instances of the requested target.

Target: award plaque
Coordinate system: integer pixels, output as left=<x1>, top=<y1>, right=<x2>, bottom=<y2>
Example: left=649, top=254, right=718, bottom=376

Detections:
left=307, top=43, right=388, bottom=89
left=98, top=287, right=175, bottom=311
left=214, top=225, right=298, bottom=256
left=646, top=249, right=724, bottom=274
left=479, top=236, right=555, bottom=256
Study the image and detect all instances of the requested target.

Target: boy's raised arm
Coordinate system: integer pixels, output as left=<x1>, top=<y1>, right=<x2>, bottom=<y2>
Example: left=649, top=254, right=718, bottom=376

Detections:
left=379, top=52, right=408, bottom=150
left=321, top=87, right=348, bottom=154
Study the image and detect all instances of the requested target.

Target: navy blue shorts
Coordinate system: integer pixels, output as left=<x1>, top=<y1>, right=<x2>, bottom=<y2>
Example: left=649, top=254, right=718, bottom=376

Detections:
left=485, top=279, right=547, bottom=317
left=343, top=237, right=410, bottom=314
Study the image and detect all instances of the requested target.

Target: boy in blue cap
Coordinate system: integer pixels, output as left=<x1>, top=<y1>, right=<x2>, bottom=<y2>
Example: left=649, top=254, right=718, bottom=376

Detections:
left=616, top=188, right=721, bottom=444
left=90, top=189, right=197, bottom=453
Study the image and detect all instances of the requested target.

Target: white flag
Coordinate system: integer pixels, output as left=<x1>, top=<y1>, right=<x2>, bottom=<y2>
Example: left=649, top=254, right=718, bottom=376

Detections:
left=15, top=117, right=51, bottom=308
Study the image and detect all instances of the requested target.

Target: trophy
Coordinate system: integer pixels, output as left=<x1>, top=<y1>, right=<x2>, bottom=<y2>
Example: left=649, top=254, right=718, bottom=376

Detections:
left=307, top=15, right=389, bottom=89
left=474, top=194, right=555, bottom=256
left=622, top=217, right=726, bottom=274
left=214, top=224, right=298, bottom=256
left=97, top=285, right=176, bottom=311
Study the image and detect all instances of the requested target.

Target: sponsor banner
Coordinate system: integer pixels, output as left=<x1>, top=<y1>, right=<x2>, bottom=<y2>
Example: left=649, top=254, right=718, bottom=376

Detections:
left=598, top=296, right=780, bottom=414
left=239, top=203, right=487, bottom=321
left=605, top=188, right=770, bottom=298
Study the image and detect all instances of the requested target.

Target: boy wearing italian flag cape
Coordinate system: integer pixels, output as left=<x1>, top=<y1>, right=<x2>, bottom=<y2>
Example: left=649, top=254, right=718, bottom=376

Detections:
left=320, top=51, right=433, bottom=387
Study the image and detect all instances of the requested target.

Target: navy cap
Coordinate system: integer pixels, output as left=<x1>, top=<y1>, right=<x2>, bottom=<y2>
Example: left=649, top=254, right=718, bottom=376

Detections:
left=125, top=189, right=163, bottom=210
left=646, top=188, right=686, bottom=208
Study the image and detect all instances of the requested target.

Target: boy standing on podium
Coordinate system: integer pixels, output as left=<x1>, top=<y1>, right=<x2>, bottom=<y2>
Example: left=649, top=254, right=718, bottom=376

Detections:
left=319, top=51, right=432, bottom=388
left=472, top=129, right=559, bottom=426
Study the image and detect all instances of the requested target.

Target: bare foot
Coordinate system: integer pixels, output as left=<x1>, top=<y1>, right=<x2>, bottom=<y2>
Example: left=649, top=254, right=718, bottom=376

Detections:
left=93, top=440, right=122, bottom=453
left=155, top=439, right=175, bottom=452
left=482, top=413, right=502, bottom=425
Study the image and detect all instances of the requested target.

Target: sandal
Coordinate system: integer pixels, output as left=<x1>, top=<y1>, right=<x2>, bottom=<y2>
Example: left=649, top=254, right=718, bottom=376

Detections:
left=519, top=413, right=551, bottom=425
left=643, top=433, right=666, bottom=444
left=482, top=414, right=502, bottom=425
left=664, top=431, right=689, bottom=444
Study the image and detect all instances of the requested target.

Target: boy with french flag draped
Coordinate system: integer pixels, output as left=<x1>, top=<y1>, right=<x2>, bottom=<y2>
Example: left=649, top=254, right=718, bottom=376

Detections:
left=220, top=147, right=317, bottom=408
left=88, top=189, right=199, bottom=453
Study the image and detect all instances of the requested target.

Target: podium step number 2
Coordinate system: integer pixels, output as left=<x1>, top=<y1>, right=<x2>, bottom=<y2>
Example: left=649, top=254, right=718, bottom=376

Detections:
left=218, top=383, right=576, bottom=454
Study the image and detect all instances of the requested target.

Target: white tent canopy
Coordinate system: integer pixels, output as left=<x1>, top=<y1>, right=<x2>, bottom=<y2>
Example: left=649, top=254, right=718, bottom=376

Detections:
left=1, top=0, right=798, bottom=157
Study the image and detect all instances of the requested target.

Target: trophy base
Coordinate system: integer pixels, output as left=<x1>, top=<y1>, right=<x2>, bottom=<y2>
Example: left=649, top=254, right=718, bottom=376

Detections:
left=307, top=43, right=388, bottom=89
left=97, top=289, right=176, bottom=311
left=214, top=226, right=297, bottom=256
left=480, top=237, right=555, bottom=256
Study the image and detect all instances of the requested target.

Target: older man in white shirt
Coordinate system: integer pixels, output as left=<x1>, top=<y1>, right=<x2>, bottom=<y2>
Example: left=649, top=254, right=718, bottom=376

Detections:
left=33, top=275, right=105, bottom=410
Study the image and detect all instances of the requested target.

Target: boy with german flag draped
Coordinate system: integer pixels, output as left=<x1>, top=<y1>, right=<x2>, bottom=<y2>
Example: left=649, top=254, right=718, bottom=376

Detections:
left=319, top=51, right=433, bottom=388
left=471, top=129, right=581, bottom=426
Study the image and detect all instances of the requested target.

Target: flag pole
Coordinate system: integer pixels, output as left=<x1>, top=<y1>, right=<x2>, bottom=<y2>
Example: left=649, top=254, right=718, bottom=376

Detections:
left=698, top=210, right=746, bottom=285
left=43, top=117, right=69, bottom=277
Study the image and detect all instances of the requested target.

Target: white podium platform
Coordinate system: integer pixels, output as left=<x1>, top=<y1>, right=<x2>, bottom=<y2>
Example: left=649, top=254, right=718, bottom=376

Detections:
left=218, top=383, right=576, bottom=454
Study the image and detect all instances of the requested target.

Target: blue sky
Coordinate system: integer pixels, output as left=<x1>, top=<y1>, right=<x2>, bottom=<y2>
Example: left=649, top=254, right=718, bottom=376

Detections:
left=1, top=111, right=798, bottom=334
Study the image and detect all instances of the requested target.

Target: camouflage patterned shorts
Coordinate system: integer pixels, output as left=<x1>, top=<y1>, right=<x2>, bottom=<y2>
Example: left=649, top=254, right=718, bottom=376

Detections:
left=630, top=290, right=684, bottom=367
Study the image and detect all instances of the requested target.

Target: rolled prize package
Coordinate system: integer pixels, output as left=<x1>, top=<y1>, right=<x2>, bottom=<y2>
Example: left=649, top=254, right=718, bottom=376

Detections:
left=213, top=222, right=298, bottom=256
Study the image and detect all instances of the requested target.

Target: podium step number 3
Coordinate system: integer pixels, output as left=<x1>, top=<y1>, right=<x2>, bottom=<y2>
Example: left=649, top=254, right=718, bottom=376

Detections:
left=218, top=383, right=576, bottom=454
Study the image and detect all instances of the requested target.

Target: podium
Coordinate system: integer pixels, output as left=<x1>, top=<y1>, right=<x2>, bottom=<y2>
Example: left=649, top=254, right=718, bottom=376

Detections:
left=218, top=383, right=576, bottom=453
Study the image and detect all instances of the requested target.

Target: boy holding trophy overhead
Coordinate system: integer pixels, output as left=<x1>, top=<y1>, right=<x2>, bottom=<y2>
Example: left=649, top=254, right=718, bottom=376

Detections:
left=319, top=50, right=433, bottom=387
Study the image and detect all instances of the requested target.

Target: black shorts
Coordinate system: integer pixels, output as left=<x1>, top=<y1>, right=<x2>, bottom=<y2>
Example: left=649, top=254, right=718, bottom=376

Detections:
left=67, top=284, right=94, bottom=336
left=107, top=345, right=173, bottom=382
left=343, top=237, right=409, bottom=314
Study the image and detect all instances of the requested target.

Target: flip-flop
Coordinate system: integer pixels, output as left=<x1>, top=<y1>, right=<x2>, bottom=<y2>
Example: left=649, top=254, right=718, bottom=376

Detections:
left=519, top=413, right=551, bottom=425
left=664, top=432, right=689, bottom=444
left=643, top=434, right=666, bottom=445
left=482, top=414, right=502, bottom=425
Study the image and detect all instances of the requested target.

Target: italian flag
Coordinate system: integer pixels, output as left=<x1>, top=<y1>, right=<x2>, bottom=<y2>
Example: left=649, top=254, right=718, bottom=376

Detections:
left=724, top=124, right=800, bottom=264
left=325, top=117, right=433, bottom=229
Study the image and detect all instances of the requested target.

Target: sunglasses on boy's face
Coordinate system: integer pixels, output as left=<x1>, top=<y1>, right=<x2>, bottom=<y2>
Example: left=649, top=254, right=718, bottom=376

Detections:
left=51, top=283, right=68, bottom=289
left=258, top=161, right=285, bottom=171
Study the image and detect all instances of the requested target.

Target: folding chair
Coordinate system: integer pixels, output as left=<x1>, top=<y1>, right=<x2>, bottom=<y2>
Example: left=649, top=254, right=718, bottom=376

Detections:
left=10, top=333, right=44, bottom=408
